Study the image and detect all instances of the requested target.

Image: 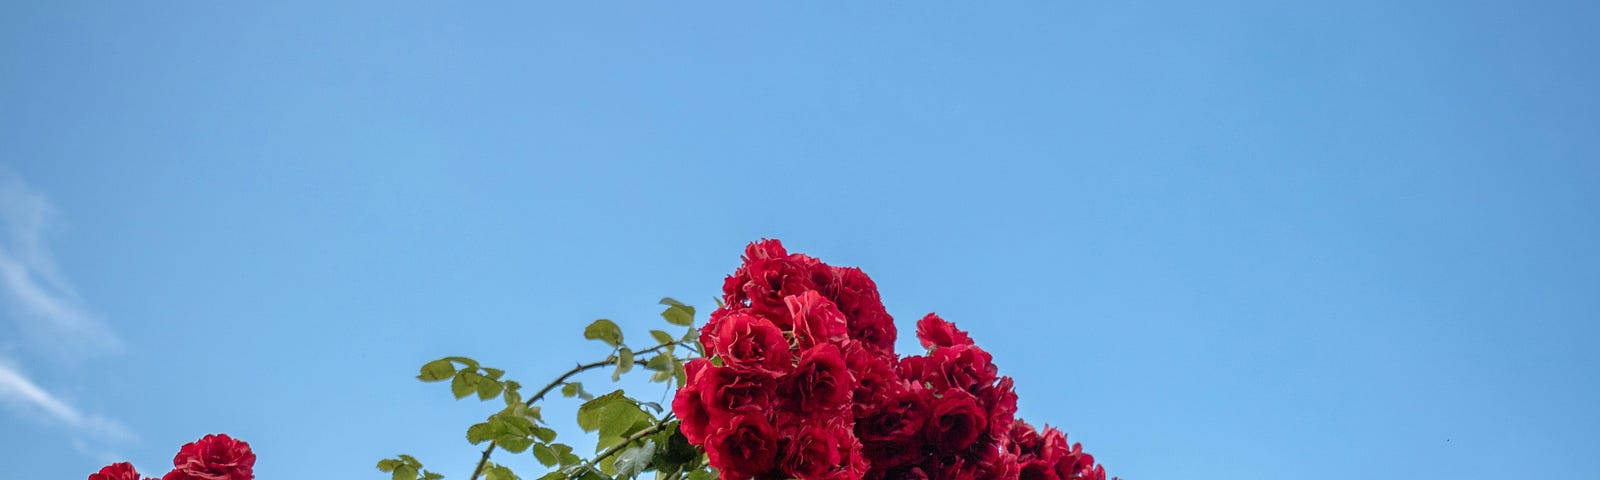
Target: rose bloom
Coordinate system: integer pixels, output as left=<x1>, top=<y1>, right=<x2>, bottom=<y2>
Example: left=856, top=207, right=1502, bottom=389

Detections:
left=697, top=364, right=777, bottom=417
left=926, top=388, right=988, bottom=453
left=705, top=413, right=780, bottom=480
left=821, top=266, right=897, bottom=353
left=929, top=344, right=998, bottom=393
left=779, top=344, right=856, bottom=414
left=89, top=462, right=145, bottom=480
left=841, top=341, right=898, bottom=417
left=723, top=240, right=829, bottom=328
left=162, top=434, right=255, bottom=480
left=915, top=314, right=973, bottom=350
left=710, top=311, right=794, bottom=375
left=673, top=359, right=716, bottom=444
left=857, top=382, right=932, bottom=467
left=788, top=291, right=849, bottom=349
left=781, top=421, right=868, bottom=480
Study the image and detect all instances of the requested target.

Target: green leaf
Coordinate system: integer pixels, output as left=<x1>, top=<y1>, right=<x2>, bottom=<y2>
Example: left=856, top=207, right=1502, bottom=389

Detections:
left=613, top=439, right=656, bottom=479
left=486, top=464, right=519, bottom=480
left=418, top=359, right=456, bottom=382
left=394, top=464, right=419, bottom=480
left=377, top=459, right=401, bottom=472
left=422, top=472, right=444, bottom=480
left=399, top=455, right=422, bottom=466
left=537, top=472, right=565, bottom=480
left=687, top=469, right=715, bottom=480
left=577, top=391, right=628, bottom=432
left=467, top=422, right=496, bottom=444
left=477, top=379, right=505, bottom=400
left=498, top=435, right=534, bottom=453
left=644, top=354, right=671, bottom=372
left=613, top=348, right=634, bottom=381
left=584, top=319, right=624, bottom=347
left=533, top=443, right=559, bottom=467
left=503, top=381, right=523, bottom=406
left=451, top=371, right=478, bottom=399
left=649, top=330, right=674, bottom=345
left=659, top=298, right=694, bottom=326
left=532, top=426, right=557, bottom=442
left=445, top=356, right=480, bottom=370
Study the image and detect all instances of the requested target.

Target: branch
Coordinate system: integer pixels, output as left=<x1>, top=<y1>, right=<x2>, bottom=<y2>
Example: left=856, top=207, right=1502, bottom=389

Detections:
left=468, top=341, right=690, bottom=480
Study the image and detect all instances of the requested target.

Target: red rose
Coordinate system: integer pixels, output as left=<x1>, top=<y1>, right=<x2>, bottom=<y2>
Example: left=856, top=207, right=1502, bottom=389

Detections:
left=841, top=341, right=898, bottom=417
left=788, top=291, right=849, bottom=349
left=779, top=344, right=856, bottom=414
left=781, top=421, right=867, bottom=480
left=915, top=314, right=972, bottom=350
left=673, top=359, right=716, bottom=444
left=89, top=462, right=144, bottom=480
left=705, top=413, right=780, bottom=480
left=709, top=311, right=793, bottom=375
left=162, top=434, right=255, bottom=480
left=926, top=388, right=988, bottom=453
left=857, top=383, right=931, bottom=467
left=723, top=240, right=828, bottom=328
left=1008, top=420, right=1043, bottom=458
left=823, top=267, right=897, bottom=353
left=983, top=377, right=1019, bottom=438
left=697, top=364, right=777, bottom=417
left=929, top=344, right=997, bottom=393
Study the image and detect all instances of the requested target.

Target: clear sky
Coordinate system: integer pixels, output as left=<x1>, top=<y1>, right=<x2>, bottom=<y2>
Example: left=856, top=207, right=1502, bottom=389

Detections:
left=2, top=1, right=1597, bottom=479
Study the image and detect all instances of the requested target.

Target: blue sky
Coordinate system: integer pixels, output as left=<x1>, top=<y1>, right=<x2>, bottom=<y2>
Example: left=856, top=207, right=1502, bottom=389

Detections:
left=2, top=1, right=1597, bottom=478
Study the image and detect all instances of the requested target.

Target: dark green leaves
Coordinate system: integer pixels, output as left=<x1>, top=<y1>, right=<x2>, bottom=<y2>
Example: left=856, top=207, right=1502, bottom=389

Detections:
left=584, top=319, right=624, bottom=347
left=659, top=298, right=695, bottom=326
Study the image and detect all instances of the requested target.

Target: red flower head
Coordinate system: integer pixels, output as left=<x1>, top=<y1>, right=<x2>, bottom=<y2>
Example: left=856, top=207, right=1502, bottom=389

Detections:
left=789, top=291, right=849, bottom=349
left=926, top=388, right=988, bottom=453
left=708, top=311, right=794, bottom=375
left=723, top=240, right=829, bottom=328
left=782, top=421, right=868, bottom=480
left=779, top=344, right=856, bottom=414
left=823, top=267, right=897, bottom=353
left=705, top=413, right=780, bottom=480
left=915, top=314, right=973, bottom=350
left=696, top=365, right=777, bottom=418
left=673, top=358, right=717, bottom=444
left=162, top=434, right=255, bottom=480
left=89, top=462, right=144, bottom=480
left=857, top=382, right=932, bottom=467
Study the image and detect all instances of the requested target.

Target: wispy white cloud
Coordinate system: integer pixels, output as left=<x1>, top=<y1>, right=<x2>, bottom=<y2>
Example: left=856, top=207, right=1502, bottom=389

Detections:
left=0, top=173, right=120, bottom=352
left=0, top=171, right=132, bottom=457
left=0, top=359, right=132, bottom=442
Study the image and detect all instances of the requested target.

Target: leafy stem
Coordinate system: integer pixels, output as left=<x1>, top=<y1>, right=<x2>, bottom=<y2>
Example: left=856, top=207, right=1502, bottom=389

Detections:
left=468, top=341, right=692, bottom=480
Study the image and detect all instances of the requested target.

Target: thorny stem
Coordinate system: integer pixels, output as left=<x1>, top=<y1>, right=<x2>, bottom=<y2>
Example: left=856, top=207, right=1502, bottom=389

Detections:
left=468, top=341, right=693, bottom=480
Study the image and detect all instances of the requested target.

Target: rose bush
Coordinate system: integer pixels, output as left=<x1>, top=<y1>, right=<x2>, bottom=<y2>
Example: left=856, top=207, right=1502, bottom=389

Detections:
left=678, top=240, right=1113, bottom=480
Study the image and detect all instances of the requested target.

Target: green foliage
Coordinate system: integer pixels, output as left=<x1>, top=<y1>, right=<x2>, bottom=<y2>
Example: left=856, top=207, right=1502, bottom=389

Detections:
left=584, top=319, right=624, bottom=347
left=377, top=454, right=443, bottom=480
left=388, top=299, right=711, bottom=480
left=658, top=298, right=695, bottom=326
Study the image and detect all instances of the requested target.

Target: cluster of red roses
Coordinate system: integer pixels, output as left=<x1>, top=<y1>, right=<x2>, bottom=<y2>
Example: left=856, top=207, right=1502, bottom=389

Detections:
left=88, top=434, right=255, bottom=480
left=673, top=240, right=1113, bottom=480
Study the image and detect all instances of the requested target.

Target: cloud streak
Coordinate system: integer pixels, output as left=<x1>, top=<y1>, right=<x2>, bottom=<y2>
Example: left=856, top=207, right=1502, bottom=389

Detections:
left=0, top=360, right=132, bottom=441
left=0, top=173, right=119, bottom=352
